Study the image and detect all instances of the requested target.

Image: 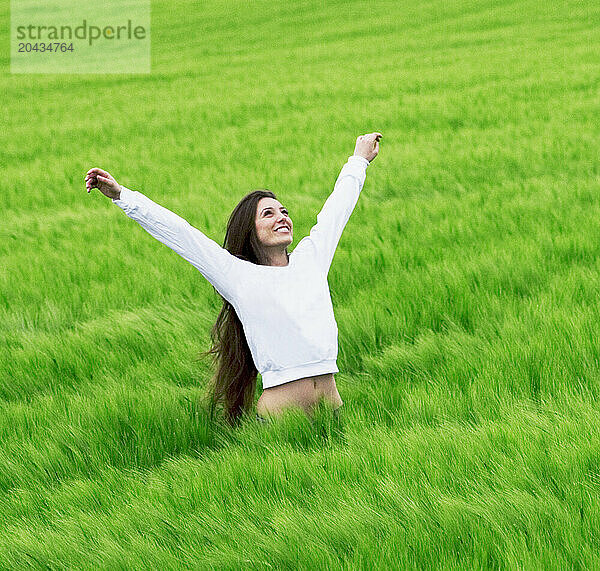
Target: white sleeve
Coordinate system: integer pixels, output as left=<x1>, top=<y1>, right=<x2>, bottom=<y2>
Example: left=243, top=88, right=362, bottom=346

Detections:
left=112, top=186, right=241, bottom=303
left=301, top=155, right=369, bottom=274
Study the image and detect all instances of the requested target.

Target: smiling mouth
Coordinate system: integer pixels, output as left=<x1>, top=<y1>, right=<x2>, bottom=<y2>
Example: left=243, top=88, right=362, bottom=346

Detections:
left=274, top=227, right=290, bottom=233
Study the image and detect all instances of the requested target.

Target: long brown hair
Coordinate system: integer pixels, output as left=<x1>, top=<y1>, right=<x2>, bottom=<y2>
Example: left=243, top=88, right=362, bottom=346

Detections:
left=195, top=189, right=289, bottom=427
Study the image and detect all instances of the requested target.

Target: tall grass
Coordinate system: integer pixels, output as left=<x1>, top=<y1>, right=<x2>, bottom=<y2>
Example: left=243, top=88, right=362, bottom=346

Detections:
left=2, top=0, right=600, bottom=567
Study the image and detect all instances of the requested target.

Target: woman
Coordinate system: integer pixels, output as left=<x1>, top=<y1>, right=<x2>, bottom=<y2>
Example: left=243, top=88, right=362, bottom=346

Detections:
left=85, top=132, right=382, bottom=427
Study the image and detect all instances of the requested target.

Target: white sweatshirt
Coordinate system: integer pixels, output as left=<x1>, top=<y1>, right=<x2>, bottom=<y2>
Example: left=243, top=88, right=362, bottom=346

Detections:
left=111, top=155, right=370, bottom=388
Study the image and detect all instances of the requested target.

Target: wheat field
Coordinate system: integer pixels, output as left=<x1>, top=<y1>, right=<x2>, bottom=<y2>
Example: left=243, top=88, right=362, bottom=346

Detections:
left=1, top=0, right=600, bottom=568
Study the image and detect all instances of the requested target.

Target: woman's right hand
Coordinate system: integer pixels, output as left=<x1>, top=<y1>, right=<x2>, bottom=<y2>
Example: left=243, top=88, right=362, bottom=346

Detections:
left=353, top=132, right=383, bottom=163
left=85, top=168, right=121, bottom=200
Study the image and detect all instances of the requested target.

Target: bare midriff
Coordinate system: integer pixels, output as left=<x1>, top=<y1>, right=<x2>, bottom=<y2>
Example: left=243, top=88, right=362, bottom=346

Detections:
left=256, top=372, right=343, bottom=418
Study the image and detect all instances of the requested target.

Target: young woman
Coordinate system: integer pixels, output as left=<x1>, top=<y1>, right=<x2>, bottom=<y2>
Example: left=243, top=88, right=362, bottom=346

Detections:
left=85, top=132, right=382, bottom=427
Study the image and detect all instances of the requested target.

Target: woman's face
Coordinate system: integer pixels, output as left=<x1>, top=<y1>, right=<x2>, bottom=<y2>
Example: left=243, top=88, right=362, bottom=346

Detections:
left=255, top=197, right=293, bottom=247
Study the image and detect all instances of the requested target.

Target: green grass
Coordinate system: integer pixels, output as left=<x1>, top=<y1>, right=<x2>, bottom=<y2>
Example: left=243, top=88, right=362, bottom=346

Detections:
left=2, top=0, right=600, bottom=567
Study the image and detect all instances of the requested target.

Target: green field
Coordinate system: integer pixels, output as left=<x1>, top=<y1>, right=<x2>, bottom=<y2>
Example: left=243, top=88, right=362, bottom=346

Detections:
left=2, top=0, right=600, bottom=567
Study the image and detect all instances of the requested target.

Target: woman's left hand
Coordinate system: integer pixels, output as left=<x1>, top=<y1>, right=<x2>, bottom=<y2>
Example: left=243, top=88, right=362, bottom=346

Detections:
left=353, top=132, right=382, bottom=163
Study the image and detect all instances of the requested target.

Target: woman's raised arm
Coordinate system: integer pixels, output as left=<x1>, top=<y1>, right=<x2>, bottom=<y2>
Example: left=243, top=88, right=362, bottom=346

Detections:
left=85, top=168, right=242, bottom=304
left=295, top=132, right=382, bottom=274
